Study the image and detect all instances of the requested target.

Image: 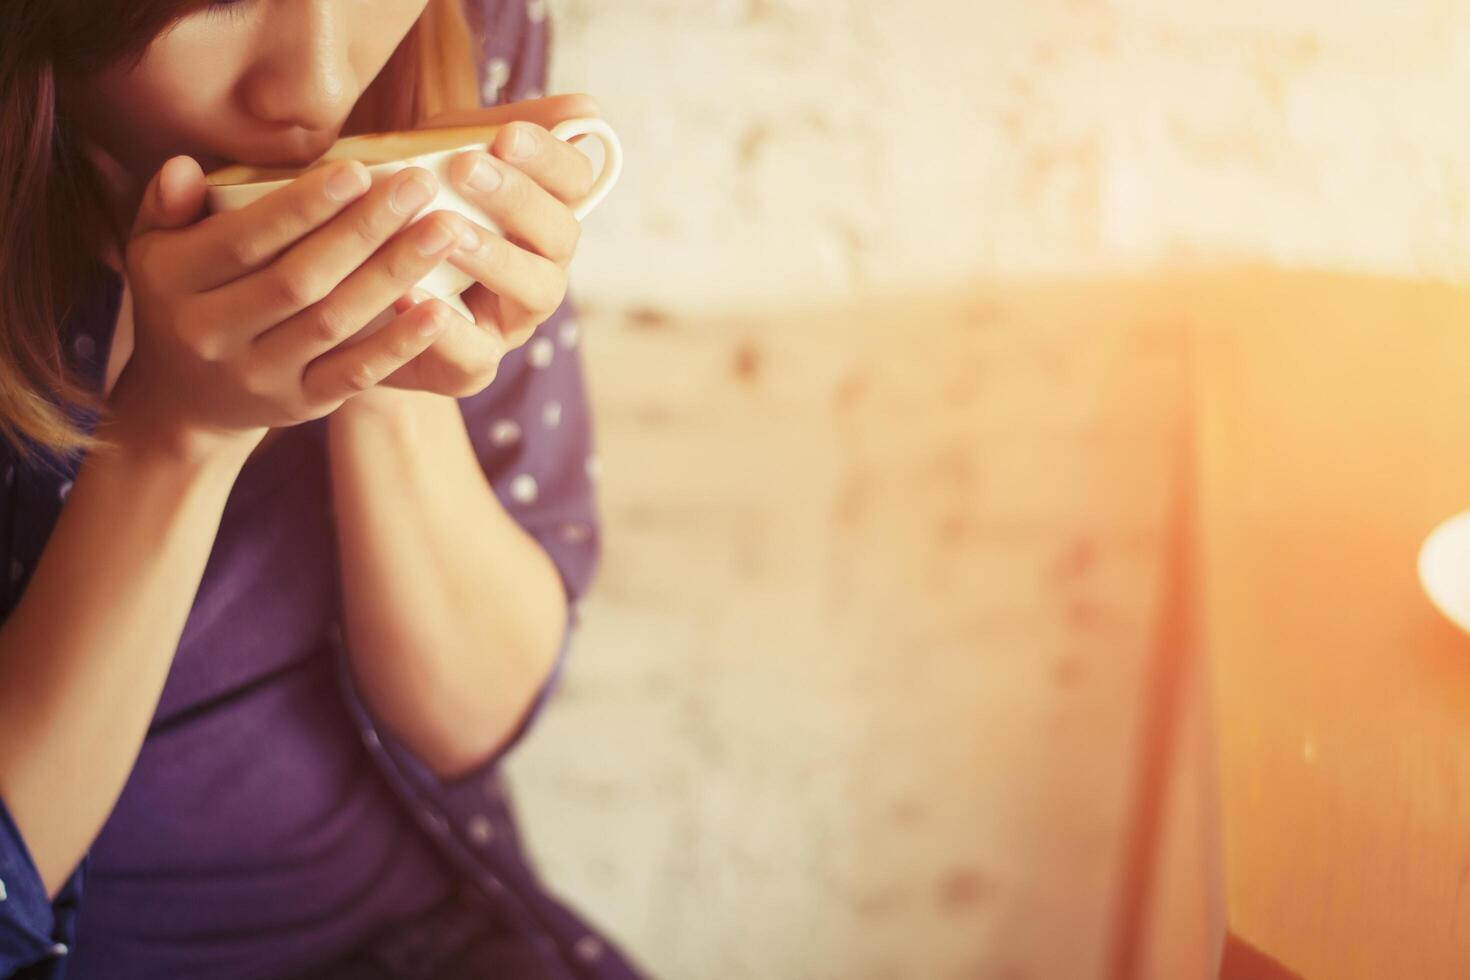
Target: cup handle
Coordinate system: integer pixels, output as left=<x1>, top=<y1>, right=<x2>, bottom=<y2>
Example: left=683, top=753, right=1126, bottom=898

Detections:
left=550, top=116, right=624, bottom=221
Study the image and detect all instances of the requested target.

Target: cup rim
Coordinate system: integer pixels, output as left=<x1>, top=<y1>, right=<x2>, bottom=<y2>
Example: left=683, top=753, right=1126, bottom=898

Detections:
left=203, top=123, right=503, bottom=190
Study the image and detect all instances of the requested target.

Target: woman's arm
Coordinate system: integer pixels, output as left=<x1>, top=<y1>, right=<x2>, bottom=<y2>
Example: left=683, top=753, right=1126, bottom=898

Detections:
left=0, top=394, right=250, bottom=910
left=325, top=384, right=568, bottom=781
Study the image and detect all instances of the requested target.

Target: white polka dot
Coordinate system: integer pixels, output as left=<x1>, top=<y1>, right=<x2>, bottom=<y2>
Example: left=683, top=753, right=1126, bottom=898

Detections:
left=558, top=320, right=580, bottom=349
left=574, top=935, right=604, bottom=962
left=489, top=419, right=521, bottom=448
left=481, top=56, right=511, bottom=103
left=585, top=454, right=601, bottom=482
left=527, top=0, right=547, bottom=24
left=49, top=943, right=68, bottom=957
left=58, top=480, right=72, bottom=501
left=466, top=813, right=496, bottom=846
left=527, top=337, right=554, bottom=369
left=560, top=522, right=591, bottom=544
left=72, top=334, right=95, bottom=360
left=0, top=877, right=7, bottom=901
left=541, top=401, right=562, bottom=429
left=9, top=558, right=22, bottom=584
left=509, top=473, right=538, bottom=505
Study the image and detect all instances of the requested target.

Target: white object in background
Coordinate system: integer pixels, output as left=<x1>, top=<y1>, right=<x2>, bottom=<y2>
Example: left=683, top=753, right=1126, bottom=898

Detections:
left=1417, top=510, right=1470, bottom=633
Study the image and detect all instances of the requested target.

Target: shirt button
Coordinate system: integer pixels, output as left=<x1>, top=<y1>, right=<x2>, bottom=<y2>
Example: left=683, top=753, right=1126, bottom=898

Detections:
left=49, top=943, right=68, bottom=957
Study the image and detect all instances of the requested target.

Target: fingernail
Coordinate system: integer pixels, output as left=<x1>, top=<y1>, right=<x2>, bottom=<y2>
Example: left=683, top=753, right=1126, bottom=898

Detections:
left=456, top=225, right=481, bottom=252
left=464, top=153, right=503, bottom=192
left=415, top=219, right=455, bottom=255
left=417, top=306, right=450, bottom=337
left=326, top=162, right=369, bottom=202
left=392, top=173, right=436, bottom=214
left=507, top=125, right=538, bottom=161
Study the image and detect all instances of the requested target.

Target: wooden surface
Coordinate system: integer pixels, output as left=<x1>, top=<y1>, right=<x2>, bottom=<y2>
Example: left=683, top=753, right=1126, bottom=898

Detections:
left=1195, top=271, right=1470, bottom=978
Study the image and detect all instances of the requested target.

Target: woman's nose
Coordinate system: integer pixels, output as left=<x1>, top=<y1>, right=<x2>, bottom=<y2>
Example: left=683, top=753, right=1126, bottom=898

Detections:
left=239, top=3, right=359, bottom=135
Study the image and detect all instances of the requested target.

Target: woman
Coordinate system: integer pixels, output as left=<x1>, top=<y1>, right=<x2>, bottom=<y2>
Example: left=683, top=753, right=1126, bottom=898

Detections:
left=0, top=0, right=646, bottom=977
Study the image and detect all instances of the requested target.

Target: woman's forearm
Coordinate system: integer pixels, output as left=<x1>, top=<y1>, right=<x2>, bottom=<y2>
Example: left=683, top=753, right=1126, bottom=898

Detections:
left=0, top=411, right=250, bottom=901
left=326, top=386, right=566, bottom=781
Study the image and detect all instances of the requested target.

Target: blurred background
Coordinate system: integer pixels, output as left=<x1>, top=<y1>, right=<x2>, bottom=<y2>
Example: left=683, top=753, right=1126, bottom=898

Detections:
left=495, top=2, right=1470, bottom=978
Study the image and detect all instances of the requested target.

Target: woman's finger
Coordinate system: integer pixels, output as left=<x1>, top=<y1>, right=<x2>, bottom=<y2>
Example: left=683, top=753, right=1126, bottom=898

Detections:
left=459, top=283, right=501, bottom=332
left=444, top=230, right=567, bottom=325
left=392, top=288, right=425, bottom=317
left=446, top=150, right=581, bottom=266
left=196, top=167, right=449, bottom=342
left=491, top=121, right=596, bottom=206
left=251, top=207, right=479, bottom=369
left=300, top=297, right=454, bottom=406
left=377, top=297, right=508, bottom=395
left=170, top=160, right=373, bottom=296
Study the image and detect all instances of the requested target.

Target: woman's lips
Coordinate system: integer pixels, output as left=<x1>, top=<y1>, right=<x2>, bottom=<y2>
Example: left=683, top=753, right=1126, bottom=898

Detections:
left=218, top=128, right=340, bottom=170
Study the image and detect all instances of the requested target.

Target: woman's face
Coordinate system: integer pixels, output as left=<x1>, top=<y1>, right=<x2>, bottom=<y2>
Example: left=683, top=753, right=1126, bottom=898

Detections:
left=58, top=0, right=430, bottom=231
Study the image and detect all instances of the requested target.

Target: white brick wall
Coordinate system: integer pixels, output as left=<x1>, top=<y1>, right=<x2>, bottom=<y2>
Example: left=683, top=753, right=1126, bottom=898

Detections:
left=551, top=0, right=1470, bottom=308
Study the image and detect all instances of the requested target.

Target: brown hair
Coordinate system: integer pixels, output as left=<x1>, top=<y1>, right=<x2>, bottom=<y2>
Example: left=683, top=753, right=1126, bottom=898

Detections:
left=0, top=0, right=483, bottom=469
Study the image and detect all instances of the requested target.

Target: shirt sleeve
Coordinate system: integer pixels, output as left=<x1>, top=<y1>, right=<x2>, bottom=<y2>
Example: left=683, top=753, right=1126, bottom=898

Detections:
left=0, top=796, right=83, bottom=980
left=0, top=435, right=86, bottom=979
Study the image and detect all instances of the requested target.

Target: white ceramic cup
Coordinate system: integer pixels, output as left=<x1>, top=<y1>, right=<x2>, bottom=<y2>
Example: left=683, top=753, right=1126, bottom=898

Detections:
left=203, top=116, right=623, bottom=345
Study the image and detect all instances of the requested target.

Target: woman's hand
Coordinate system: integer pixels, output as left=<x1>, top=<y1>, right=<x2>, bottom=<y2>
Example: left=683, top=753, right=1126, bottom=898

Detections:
left=373, top=94, right=601, bottom=398
left=112, top=152, right=482, bottom=463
